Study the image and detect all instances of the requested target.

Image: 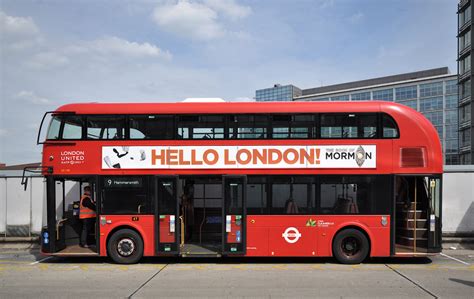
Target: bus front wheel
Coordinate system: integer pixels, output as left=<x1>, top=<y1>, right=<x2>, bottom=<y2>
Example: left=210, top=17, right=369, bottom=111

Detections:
left=333, top=228, right=369, bottom=264
left=107, top=229, right=144, bottom=264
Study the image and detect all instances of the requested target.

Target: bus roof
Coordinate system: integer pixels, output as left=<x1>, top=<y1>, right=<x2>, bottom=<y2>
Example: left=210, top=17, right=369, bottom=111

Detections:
left=55, top=101, right=408, bottom=115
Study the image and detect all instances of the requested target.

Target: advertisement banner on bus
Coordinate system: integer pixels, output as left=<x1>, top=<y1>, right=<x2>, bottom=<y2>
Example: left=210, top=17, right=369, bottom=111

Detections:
left=101, top=145, right=376, bottom=169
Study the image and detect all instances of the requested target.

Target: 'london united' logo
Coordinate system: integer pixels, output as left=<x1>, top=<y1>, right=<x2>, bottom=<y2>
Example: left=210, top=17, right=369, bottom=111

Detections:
left=282, top=227, right=302, bottom=244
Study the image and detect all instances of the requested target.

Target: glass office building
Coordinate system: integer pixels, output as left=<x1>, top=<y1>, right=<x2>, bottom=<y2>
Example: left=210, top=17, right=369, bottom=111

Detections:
left=257, top=68, right=459, bottom=165
left=458, top=0, right=473, bottom=164
left=256, top=84, right=302, bottom=102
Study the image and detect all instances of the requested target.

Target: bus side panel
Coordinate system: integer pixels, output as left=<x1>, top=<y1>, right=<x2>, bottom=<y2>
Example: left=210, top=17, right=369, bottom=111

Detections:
left=245, top=226, right=269, bottom=256
left=246, top=215, right=390, bottom=258
left=246, top=216, right=318, bottom=257
left=99, top=215, right=155, bottom=257
left=315, top=216, right=391, bottom=257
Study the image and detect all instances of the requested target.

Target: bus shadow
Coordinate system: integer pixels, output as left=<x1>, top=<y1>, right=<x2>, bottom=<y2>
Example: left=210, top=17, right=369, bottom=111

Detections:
left=38, top=255, right=433, bottom=265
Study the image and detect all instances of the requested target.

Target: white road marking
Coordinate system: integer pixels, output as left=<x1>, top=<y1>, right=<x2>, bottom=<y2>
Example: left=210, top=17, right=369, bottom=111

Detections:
left=440, top=253, right=470, bottom=266
left=30, top=256, right=53, bottom=265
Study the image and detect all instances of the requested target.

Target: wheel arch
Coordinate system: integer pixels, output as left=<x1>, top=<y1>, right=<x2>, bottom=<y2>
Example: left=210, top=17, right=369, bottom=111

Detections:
left=330, top=224, right=373, bottom=257
left=105, top=225, right=144, bottom=256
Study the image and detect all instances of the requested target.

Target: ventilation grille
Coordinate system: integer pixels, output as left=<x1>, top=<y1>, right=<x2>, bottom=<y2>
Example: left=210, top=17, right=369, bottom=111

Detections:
left=400, top=147, right=426, bottom=168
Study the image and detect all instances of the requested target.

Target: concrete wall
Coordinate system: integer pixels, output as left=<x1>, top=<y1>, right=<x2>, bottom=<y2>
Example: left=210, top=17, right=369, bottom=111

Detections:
left=0, top=174, right=45, bottom=237
left=1, top=168, right=473, bottom=237
left=442, top=167, right=474, bottom=235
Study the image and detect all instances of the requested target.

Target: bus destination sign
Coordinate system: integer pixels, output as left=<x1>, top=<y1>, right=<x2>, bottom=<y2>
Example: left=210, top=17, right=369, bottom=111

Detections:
left=102, top=145, right=376, bottom=169
left=104, top=177, right=143, bottom=188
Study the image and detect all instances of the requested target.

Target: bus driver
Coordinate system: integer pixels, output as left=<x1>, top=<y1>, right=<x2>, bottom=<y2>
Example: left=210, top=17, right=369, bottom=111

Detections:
left=79, top=186, right=96, bottom=248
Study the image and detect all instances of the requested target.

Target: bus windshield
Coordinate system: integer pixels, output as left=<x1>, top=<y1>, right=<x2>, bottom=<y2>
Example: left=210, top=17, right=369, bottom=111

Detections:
left=46, top=116, right=61, bottom=140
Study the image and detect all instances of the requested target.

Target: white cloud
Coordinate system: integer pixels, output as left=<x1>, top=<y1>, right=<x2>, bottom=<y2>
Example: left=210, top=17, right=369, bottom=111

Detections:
left=152, top=0, right=250, bottom=41
left=77, top=36, right=172, bottom=59
left=0, top=10, right=39, bottom=37
left=320, top=0, right=335, bottom=9
left=26, top=51, right=70, bottom=69
left=204, top=0, right=251, bottom=20
left=0, top=129, right=8, bottom=137
left=230, top=97, right=254, bottom=102
left=153, top=1, right=224, bottom=40
left=14, top=91, right=52, bottom=105
left=0, top=10, right=41, bottom=49
left=349, top=12, right=364, bottom=24
left=23, top=36, right=171, bottom=70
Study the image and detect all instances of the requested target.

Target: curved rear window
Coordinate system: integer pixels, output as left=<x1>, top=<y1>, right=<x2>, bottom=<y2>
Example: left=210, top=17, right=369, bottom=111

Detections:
left=382, top=113, right=399, bottom=138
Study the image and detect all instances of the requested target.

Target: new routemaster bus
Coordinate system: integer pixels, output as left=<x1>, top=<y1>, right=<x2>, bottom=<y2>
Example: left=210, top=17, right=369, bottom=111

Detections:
left=29, top=101, right=442, bottom=264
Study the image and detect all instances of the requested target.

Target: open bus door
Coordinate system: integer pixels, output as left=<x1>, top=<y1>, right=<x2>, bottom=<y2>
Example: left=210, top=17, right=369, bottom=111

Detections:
left=41, top=177, right=98, bottom=255
left=394, top=175, right=442, bottom=255
left=222, top=175, right=247, bottom=255
left=155, top=176, right=180, bottom=255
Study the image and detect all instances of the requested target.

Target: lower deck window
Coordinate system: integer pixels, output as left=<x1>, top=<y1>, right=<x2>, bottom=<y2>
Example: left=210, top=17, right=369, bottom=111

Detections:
left=247, top=175, right=391, bottom=215
left=101, top=177, right=153, bottom=214
left=319, top=176, right=391, bottom=214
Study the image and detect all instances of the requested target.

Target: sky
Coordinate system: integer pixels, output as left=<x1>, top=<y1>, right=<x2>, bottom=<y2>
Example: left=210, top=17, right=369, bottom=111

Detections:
left=0, top=0, right=458, bottom=165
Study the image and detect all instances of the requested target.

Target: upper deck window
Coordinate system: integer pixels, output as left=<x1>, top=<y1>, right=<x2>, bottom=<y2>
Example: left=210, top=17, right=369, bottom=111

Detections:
left=229, top=115, right=268, bottom=139
left=130, top=115, right=174, bottom=140
left=177, top=115, right=225, bottom=139
left=87, top=116, right=126, bottom=140
left=382, top=113, right=399, bottom=138
left=271, top=114, right=314, bottom=139
left=46, top=115, right=83, bottom=140
left=46, top=116, right=61, bottom=140
left=62, top=116, right=83, bottom=139
left=320, top=114, right=377, bottom=139
left=47, top=110, right=401, bottom=141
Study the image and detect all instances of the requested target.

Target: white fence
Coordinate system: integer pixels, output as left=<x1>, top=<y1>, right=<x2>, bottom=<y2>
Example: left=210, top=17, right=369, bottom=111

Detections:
left=1, top=167, right=473, bottom=237
left=442, top=166, right=474, bottom=235
left=0, top=173, right=46, bottom=237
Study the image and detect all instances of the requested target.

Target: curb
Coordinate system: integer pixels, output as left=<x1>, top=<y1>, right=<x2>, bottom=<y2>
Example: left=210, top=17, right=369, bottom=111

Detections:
left=0, top=237, right=39, bottom=243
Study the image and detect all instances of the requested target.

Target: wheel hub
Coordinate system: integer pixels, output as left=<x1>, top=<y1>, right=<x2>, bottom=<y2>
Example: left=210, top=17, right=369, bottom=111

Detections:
left=117, top=238, right=135, bottom=257
left=341, top=237, right=360, bottom=256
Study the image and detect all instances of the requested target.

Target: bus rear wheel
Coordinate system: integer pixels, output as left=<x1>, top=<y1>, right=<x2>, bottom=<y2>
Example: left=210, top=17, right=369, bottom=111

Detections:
left=108, top=229, right=143, bottom=264
left=333, top=228, right=369, bottom=264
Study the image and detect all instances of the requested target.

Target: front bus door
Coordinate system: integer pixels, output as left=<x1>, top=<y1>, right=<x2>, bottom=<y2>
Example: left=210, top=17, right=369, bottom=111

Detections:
left=155, top=176, right=180, bottom=255
left=222, top=175, right=247, bottom=255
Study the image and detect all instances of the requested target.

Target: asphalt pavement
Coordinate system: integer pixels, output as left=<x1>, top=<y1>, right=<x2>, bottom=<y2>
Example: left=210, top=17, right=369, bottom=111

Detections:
left=0, top=244, right=473, bottom=298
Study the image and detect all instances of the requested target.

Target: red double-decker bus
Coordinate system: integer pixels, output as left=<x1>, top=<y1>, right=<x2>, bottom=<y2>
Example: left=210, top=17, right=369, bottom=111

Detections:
left=32, top=101, right=442, bottom=264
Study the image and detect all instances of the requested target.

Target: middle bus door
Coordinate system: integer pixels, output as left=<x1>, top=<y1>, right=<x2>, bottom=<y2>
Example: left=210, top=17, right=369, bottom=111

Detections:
left=222, top=175, right=247, bottom=255
left=155, top=176, right=179, bottom=255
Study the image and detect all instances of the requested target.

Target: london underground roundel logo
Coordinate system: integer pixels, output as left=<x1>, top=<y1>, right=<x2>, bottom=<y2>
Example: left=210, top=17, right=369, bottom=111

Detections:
left=282, top=227, right=302, bottom=244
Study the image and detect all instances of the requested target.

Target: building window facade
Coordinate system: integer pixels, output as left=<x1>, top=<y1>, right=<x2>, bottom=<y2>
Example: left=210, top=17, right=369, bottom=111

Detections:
left=420, top=82, right=443, bottom=97
left=331, top=95, right=350, bottom=101
left=459, top=4, right=472, bottom=28
left=420, top=96, right=443, bottom=112
left=351, top=92, right=371, bottom=101
left=373, top=89, right=393, bottom=101
left=395, top=85, right=417, bottom=101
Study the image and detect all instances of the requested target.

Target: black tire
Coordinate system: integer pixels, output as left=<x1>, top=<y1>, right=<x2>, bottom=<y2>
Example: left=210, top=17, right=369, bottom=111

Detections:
left=107, top=229, right=143, bottom=264
left=332, top=228, right=369, bottom=264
